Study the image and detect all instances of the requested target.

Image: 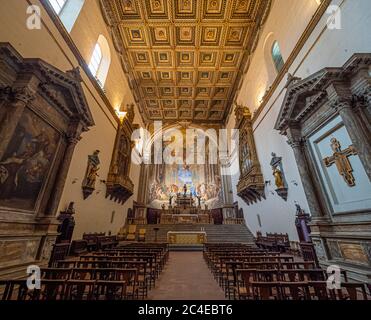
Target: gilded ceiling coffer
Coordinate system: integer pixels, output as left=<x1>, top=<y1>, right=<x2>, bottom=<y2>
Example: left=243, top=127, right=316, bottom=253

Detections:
left=105, top=104, right=135, bottom=204
left=235, top=105, right=265, bottom=205
left=99, top=0, right=272, bottom=124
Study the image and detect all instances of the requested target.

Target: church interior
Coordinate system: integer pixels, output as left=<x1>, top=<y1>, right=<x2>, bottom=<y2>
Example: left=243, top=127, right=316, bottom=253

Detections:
left=0, top=0, right=370, bottom=302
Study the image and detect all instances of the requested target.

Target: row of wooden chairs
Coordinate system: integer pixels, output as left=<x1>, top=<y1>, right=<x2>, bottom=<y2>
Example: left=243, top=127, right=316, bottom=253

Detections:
left=0, top=279, right=136, bottom=300
left=203, top=243, right=369, bottom=300
left=1, top=243, right=169, bottom=300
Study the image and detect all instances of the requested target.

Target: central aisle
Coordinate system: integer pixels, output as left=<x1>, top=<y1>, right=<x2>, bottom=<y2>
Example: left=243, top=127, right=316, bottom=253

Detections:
left=147, top=251, right=226, bottom=300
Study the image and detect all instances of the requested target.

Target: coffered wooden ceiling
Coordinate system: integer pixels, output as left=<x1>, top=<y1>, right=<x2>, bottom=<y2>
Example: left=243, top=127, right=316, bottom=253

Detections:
left=100, top=0, right=271, bottom=124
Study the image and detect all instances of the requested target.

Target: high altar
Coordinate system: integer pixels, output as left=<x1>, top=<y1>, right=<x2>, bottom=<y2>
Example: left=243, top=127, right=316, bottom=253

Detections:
left=160, top=191, right=213, bottom=224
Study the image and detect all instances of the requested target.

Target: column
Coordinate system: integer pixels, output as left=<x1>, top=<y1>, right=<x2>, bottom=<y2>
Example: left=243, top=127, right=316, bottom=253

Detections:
left=46, top=121, right=84, bottom=216
left=286, top=127, right=325, bottom=219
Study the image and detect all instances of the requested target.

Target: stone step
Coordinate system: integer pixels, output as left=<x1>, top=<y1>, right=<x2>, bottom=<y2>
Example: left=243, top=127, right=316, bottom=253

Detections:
left=132, top=223, right=255, bottom=244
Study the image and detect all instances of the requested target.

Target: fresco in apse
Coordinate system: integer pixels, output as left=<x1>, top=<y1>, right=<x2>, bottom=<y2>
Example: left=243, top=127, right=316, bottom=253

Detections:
left=147, top=163, right=222, bottom=209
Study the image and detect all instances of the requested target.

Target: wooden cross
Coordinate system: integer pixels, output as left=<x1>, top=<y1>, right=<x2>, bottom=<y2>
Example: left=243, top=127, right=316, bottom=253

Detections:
left=323, top=138, right=358, bottom=187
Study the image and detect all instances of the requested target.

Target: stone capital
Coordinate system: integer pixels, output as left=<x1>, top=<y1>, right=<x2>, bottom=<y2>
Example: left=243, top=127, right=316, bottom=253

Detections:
left=11, top=86, right=37, bottom=105
left=329, top=96, right=353, bottom=112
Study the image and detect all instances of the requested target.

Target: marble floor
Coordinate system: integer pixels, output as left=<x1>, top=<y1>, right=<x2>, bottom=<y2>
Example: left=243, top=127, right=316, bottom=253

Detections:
left=147, top=251, right=226, bottom=300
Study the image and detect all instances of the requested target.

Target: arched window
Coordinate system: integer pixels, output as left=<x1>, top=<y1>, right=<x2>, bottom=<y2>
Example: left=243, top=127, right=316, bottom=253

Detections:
left=49, top=0, right=66, bottom=14
left=88, top=43, right=103, bottom=77
left=271, top=41, right=284, bottom=73
left=88, top=35, right=111, bottom=87
left=48, top=0, right=85, bottom=32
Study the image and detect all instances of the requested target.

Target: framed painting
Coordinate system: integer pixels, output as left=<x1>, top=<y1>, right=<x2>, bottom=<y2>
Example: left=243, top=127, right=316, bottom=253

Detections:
left=0, top=108, right=60, bottom=211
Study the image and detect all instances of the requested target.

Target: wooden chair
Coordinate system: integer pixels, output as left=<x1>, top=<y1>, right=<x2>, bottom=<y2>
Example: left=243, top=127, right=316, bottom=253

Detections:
left=115, top=268, right=139, bottom=300
left=64, top=280, right=95, bottom=300
left=71, top=268, right=95, bottom=280
left=333, top=283, right=369, bottom=300
left=37, top=279, right=66, bottom=300
left=235, top=269, right=256, bottom=300
left=57, top=260, right=77, bottom=268
left=307, top=281, right=332, bottom=300
left=0, top=280, right=34, bottom=300
left=251, top=281, right=281, bottom=300
left=280, top=282, right=310, bottom=300
left=41, top=268, right=71, bottom=280
left=93, top=280, right=126, bottom=300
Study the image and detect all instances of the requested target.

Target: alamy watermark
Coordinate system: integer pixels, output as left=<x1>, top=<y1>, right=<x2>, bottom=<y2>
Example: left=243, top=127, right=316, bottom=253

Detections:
left=26, top=5, right=41, bottom=30
left=326, top=5, right=342, bottom=30
left=130, top=122, right=240, bottom=176
left=26, top=265, right=41, bottom=290
left=326, top=264, right=342, bottom=289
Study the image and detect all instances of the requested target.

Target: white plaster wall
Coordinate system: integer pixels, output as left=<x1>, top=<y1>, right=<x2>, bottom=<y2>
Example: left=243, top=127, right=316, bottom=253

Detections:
left=227, top=0, right=371, bottom=240
left=0, top=0, right=143, bottom=238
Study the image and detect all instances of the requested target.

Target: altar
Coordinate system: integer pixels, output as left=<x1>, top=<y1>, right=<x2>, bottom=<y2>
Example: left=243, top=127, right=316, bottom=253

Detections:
left=167, top=231, right=207, bottom=245
left=159, top=192, right=213, bottom=224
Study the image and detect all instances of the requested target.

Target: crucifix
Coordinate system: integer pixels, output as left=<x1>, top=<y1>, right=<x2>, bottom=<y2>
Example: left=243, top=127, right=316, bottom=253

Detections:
left=323, top=138, right=358, bottom=187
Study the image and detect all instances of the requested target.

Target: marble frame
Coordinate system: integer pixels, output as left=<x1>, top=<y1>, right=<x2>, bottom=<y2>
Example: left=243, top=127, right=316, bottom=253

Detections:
left=0, top=43, right=94, bottom=275
left=275, top=53, right=371, bottom=282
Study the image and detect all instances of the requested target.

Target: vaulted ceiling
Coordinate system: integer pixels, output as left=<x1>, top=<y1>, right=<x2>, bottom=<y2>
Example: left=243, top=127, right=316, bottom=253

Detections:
left=101, top=0, right=271, bottom=124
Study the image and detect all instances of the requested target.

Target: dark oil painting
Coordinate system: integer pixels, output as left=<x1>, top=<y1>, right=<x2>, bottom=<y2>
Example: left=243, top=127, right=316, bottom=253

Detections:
left=0, top=109, right=60, bottom=211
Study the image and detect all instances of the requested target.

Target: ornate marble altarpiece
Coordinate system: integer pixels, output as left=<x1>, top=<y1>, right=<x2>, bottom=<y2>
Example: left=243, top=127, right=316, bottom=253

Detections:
left=275, top=53, right=371, bottom=282
left=0, top=43, right=94, bottom=275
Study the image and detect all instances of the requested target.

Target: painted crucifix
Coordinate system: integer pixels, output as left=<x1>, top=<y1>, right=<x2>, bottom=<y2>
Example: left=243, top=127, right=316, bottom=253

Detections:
left=323, top=138, right=358, bottom=187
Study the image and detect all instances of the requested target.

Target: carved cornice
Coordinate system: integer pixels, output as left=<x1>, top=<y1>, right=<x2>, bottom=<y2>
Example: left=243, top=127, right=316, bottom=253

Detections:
left=275, top=53, right=371, bottom=133
left=0, top=43, right=95, bottom=130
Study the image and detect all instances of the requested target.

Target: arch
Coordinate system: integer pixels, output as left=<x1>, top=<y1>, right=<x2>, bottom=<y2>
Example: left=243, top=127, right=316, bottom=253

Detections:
left=88, top=35, right=111, bottom=87
left=49, top=0, right=85, bottom=32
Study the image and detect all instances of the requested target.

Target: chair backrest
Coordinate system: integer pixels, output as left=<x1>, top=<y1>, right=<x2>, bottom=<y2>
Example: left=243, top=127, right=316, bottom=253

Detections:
left=139, top=228, right=146, bottom=235
left=337, top=283, right=369, bottom=300
left=64, top=280, right=95, bottom=300
left=41, top=268, right=71, bottom=280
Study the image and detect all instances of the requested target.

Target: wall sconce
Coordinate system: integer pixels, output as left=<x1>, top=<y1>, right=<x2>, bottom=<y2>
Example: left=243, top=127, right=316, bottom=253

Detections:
left=72, top=178, right=78, bottom=184
left=291, top=180, right=298, bottom=186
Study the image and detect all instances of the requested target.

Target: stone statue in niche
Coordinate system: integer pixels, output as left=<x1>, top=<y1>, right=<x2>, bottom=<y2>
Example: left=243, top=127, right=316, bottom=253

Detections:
left=82, top=150, right=100, bottom=199
left=323, top=138, right=357, bottom=187
left=270, top=152, right=288, bottom=201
